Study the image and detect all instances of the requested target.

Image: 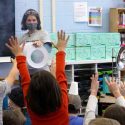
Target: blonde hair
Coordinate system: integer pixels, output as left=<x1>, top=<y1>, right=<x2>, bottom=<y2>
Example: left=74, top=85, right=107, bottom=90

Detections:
left=89, top=118, right=120, bottom=125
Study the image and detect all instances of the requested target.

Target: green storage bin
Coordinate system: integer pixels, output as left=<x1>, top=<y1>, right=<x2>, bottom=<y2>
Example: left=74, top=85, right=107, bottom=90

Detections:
left=104, top=33, right=120, bottom=46
left=76, top=46, right=91, bottom=60
left=50, top=33, right=57, bottom=42
left=106, top=46, right=120, bottom=59
left=76, top=33, right=91, bottom=46
left=67, top=33, right=75, bottom=47
left=66, top=47, right=75, bottom=60
left=91, top=45, right=106, bottom=59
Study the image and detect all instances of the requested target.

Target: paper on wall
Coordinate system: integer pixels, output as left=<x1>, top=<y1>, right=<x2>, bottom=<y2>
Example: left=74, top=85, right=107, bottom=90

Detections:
left=74, top=2, right=88, bottom=22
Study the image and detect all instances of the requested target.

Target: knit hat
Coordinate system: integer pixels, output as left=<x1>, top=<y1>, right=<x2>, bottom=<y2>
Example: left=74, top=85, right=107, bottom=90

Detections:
left=8, top=87, right=25, bottom=108
left=68, top=94, right=82, bottom=110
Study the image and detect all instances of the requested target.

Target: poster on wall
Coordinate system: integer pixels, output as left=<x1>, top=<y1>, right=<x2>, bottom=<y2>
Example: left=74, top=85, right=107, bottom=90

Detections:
left=88, top=7, right=102, bottom=26
left=74, top=2, right=88, bottom=22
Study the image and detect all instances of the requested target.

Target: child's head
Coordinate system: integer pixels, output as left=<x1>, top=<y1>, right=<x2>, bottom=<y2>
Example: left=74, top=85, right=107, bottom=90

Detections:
left=68, top=94, right=82, bottom=114
left=8, top=86, right=25, bottom=109
left=21, top=9, right=41, bottom=30
left=26, top=70, right=62, bottom=115
left=103, top=104, right=125, bottom=125
left=3, top=109, right=26, bottom=125
left=89, top=118, right=120, bottom=125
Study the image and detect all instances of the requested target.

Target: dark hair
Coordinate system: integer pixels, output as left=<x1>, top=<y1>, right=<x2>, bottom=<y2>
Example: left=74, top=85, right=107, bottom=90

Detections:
left=68, top=104, right=79, bottom=114
left=3, top=109, right=26, bottom=125
left=103, top=104, right=125, bottom=125
left=21, top=9, right=41, bottom=30
left=26, top=70, right=62, bottom=115
left=8, top=87, right=25, bottom=108
left=89, top=118, right=120, bottom=125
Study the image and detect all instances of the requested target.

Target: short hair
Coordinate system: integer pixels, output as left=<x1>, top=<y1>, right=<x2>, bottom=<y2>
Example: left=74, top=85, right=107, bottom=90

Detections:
left=68, top=94, right=82, bottom=114
left=89, top=118, right=120, bottom=125
left=103, top=104, right=125, bottom=125
left=26, top=70, right=62, bottom=115
left=3, top=109, right=26, bottom=125
left=21, top=9, right=41, bottom=30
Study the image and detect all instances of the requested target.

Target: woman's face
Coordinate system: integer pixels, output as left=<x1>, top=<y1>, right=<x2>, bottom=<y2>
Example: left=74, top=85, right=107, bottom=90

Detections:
left=26, top=15, right=38, bottom=30
left=26, top=15, right=38, bottom=24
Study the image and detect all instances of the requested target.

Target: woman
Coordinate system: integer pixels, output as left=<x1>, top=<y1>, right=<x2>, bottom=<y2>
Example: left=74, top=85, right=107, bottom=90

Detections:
left=19, top=9, right=52, bottom=74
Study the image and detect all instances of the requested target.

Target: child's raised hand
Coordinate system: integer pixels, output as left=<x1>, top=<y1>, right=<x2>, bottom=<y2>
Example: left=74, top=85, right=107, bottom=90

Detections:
left=105, top=77, right=121, bottom=98
left=90, top=72, right=99, bottom=96
left=53, top=30, right=69, bottom=51
left=5, top=36, right=25, bottom=56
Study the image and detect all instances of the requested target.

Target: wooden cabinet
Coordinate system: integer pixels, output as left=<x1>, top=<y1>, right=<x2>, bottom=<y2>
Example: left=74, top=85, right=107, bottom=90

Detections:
left=109, top=8, right=125, bottom=81
left=109, top=8, right=125, bottom=32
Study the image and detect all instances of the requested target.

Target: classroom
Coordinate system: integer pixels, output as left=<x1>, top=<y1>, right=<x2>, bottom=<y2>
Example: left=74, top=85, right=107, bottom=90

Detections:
left=0, top=0, right=125, bottom=125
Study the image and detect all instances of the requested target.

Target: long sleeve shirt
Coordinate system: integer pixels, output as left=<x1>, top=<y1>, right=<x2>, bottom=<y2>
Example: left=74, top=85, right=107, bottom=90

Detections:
left=16, top=51, right=69, bottom=125
left=84, top=95, right=97, bottom=125
left=0, top=80, right=11, bottom=125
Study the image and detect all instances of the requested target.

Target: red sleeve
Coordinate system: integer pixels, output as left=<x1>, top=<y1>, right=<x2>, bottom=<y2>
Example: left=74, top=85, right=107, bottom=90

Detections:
left=56, top=51, right=68, bottom=107
left=16, top=56, right=30, bottom=103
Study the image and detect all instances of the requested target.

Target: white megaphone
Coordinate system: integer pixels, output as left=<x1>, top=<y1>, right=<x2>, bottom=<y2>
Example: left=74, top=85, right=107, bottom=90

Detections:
left=117, top=47, right=125, bottom=70
left=117, top=61, right=124, bottom=70
left=69, top=82, right=78, bottom=95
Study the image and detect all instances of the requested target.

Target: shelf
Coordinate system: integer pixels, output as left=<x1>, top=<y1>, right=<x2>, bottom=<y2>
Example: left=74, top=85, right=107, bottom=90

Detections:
left=118, top=25, right=125, bottom=30
left=118, top=8, right=125, bottom=13
left=66, top=59, right=114, bottom=65
left=109, top=8, right=125, bottom=32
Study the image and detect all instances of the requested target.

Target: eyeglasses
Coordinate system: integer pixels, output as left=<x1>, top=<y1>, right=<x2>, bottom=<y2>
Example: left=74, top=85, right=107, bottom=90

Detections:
left=25, top=10, right=38, bottom=15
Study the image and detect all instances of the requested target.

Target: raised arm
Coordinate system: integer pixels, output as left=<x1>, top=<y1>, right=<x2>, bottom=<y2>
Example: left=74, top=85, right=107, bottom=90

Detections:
left=5, top=59, right=18, bottom=86
left=53, top=30, right=69, bottom=106
left=54, top=30, right=69, bottom=82
left=105, top=77, right=125, bottom=107
left=0, top=58, right=19, bottom=125
left=84, top=73, right=99, bottom=125
left=6, top=36, right=30, bottom=100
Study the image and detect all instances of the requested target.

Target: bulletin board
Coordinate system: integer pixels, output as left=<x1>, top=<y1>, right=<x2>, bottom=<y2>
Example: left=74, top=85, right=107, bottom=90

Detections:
left=0, top=0, right=15, bottom=57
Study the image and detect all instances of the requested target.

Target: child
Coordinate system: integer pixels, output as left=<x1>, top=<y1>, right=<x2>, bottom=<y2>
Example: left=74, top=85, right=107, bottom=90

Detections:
left=103, top=78, right=125, bottom=125
left=88, top=118, right=120, bottom=125
left=68, top=94, right=84, bottom=125
left=103, top=104, right=125, bottom=125
left=8, top=86, right=31, bottom=125
left=0, top=59, right=20, bottom=124
left=6, top=30, right=69, bottom=125
left=3, top=109, right=26, bottom=125
left=84, top=74, right=125, bottom=125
